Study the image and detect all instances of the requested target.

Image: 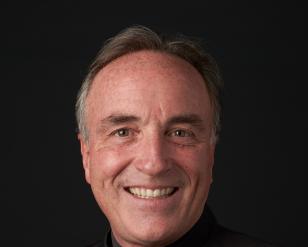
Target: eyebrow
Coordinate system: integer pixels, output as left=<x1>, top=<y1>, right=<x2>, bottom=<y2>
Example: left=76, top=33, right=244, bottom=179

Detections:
left=97, top=114, right=141, bottom=134
left=100, top=114, right=141, bottom=126
left=166, top=114, right=204, bottom=127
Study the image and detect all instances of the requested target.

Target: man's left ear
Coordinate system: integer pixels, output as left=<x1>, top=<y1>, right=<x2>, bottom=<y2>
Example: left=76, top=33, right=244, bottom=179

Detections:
left=78, top=134, right=91, bottom=184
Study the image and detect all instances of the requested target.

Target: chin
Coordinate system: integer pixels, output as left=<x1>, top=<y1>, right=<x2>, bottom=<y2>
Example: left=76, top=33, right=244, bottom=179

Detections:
left=117, top=217, right=187, bottom=247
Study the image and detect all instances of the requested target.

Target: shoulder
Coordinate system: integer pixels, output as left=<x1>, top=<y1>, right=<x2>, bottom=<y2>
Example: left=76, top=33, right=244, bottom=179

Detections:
left=206, top=225, right=278, bottom=247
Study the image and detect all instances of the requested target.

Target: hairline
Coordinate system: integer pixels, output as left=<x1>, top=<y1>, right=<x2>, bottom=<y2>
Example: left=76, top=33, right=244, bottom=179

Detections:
left=76, top=26, right=222, bottom=144
left=80, top=50, right=217, bottom=142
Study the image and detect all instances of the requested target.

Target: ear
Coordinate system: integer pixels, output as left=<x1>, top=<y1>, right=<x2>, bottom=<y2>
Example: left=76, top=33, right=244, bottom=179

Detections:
left=78, top=134, right=91, bottom=184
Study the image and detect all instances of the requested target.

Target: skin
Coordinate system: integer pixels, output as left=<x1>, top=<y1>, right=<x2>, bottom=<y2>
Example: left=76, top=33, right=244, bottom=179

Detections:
left=79, top=51, right=216, bottom=247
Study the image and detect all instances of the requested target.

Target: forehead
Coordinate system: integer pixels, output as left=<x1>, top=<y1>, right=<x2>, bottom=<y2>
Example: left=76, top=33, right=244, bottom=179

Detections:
left=86, top=51, right=212, bottom=123
left=95, top=51, right=201, bottom=85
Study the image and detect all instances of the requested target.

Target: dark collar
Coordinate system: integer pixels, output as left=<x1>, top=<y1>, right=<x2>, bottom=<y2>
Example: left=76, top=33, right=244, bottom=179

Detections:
left=105, top=206, right=216, bottom=247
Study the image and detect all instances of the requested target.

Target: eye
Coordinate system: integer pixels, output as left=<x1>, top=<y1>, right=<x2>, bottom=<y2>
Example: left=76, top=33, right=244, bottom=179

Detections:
left=174, top=129, right=190, bottom=137
left=169, top=129, right=193, bottom=138
left=167, top=128, right=197, bottom=146
left=114, top=128, right=130, bottom=137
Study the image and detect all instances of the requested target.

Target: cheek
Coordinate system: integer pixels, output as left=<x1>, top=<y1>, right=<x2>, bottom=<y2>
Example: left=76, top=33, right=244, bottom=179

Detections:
left=172, top=145, right=212, bottom=179
left=89, top=145, right=134, bottom=182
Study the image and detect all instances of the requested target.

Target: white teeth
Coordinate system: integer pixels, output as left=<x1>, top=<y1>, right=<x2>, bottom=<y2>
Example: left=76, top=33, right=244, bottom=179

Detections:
left=166, top=187, right=173, bottom=194
left=153, top=189, right=160, bottom=197
left=161, top=188, right=166, bottom=195
left=146, top=189, right=153, bottom=197
left=141, top=188, right=146, bottom=197
left=128, top=187, right=175, bottom=198
left=135, top=188, right=140, bottom=195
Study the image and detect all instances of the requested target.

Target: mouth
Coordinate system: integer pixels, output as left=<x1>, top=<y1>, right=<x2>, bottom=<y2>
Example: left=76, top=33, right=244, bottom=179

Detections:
left=125, top=187, right=178, bottom=199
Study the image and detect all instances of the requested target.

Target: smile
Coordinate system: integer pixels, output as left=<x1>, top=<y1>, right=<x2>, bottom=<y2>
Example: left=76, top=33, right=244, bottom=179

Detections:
left=127, top=187, right=177, bottom=199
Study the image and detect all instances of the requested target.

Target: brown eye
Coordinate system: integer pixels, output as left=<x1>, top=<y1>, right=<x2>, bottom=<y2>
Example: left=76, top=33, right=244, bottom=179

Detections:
left=115, top=128, right=130, bottom=137
left=174, top=129, right=190, bottom=137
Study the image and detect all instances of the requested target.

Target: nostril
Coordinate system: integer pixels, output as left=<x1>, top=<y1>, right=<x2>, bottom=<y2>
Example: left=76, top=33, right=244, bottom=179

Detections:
left=134, top=158, right=171, bottom=176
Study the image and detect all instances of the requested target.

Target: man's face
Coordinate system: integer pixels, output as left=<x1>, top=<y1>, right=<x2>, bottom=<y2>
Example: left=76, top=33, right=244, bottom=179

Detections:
left=80, top=51, right=215, bottom=246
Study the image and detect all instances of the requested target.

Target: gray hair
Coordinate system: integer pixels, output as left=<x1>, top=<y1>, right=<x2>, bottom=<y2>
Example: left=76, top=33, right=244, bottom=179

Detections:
left=76, top=25, right=223, bottom=142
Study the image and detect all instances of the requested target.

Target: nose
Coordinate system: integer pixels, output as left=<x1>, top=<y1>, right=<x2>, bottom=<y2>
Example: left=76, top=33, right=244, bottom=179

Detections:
left=134, top=132, right=171, bottom=176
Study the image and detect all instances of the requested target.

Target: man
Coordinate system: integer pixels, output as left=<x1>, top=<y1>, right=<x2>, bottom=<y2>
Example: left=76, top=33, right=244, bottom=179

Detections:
left=76, top=26, right=275, bottom=247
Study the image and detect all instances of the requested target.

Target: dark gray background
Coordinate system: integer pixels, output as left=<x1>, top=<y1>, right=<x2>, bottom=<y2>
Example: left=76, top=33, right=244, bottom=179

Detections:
left=3, top=1, right=307, bottom=246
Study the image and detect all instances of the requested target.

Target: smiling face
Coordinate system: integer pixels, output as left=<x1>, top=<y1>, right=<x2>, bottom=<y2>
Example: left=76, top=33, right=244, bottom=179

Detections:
left=79, top=51, right=216, bottom=247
